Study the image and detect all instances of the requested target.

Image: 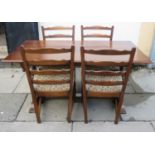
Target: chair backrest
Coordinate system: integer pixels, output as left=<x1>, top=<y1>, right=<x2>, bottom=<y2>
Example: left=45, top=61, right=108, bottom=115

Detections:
left=21, top=46, right=75, bottom=98
left=81, top=47, right=135, bottom=97
left=81, top=25, right=114, bottom=45
left=41, top=25, right=75, bottom=43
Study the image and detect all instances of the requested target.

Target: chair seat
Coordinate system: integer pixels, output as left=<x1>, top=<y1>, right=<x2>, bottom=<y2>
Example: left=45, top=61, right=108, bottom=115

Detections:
left=34, top=74, right=70, bottom=92
left=86, top=74, right=122, bottom=93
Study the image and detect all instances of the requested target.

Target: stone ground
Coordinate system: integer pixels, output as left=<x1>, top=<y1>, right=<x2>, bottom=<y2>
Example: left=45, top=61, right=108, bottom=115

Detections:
left=0, top=66, right=155, bottom=132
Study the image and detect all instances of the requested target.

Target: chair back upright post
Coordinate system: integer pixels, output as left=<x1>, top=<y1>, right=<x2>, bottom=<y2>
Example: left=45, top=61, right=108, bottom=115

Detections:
left=81, top=25, right=114, bottom=45
left=41, top=25, right=75, bottom=44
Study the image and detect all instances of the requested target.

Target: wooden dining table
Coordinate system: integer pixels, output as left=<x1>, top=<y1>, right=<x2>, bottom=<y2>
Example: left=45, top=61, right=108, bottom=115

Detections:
left=3, top=40, right=152, bottom=65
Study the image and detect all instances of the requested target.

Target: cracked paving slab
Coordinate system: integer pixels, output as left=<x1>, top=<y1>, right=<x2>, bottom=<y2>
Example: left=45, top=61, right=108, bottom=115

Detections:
left=131, top=69, right=155, bottom=93
left=0, top=68, right=24, bottom=93
left=122, top=94, right=155, bottom=121
left=0, top=122, right=71, bottom=132
left=0, top=94, right=27, bottom=121
left=17, top=95, right=115, bottom=122
left=73, top=122, right=154, bottom=132
left=14, top=74, right=30, bottom=93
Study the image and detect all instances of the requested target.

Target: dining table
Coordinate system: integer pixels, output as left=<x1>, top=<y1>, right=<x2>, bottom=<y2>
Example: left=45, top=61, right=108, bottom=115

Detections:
left=2, top=40, right=152, bottom=65
left=2, top=40, right=152, bottom=114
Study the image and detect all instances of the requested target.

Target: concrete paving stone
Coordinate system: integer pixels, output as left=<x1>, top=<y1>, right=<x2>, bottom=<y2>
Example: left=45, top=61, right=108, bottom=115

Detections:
left=72, top=99, right=115, bottom=121
left=17, top=95, right=115, bottom=122
left=41, top=98, right=68, bottom=121
left=130, top=69, right=155, bottom=93
left=17, top=94, right=69, bottom=122
left=122, top=94, right=155, bottom=121
left=14, top=74, right=30, bottom=93
left=0, top=94, right=27, bottom=121
left=0, top=68, right=24, bottom=93
left=125, top=83, right=136, bottom=93
left=150, top=122, right=155, bottom=131
left=16, top=94, right=36, bottom=121
left=0, top=122, right=71, bottom=132
left=73, top=122, right=154, bottom=132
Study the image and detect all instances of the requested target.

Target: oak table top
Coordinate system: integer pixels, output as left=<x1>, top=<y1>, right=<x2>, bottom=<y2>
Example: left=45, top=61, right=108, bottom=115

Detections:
left=3, top=40, right=152, bottom=65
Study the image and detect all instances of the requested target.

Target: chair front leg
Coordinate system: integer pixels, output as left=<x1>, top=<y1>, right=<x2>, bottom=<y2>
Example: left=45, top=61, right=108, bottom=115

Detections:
left=114, top=95, right=124, bottom=124
left=33, top=101, right=41, bottom=123
left=82, top=88, right=88, bottom=123
left=67, top=91, right=74, bottom=123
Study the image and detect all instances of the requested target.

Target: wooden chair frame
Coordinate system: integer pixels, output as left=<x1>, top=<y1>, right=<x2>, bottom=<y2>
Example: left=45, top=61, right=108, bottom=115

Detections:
left=81, top=47, right=135, bottom=124
left=81, top=25, right=114, bottom=45
left=41, top=25, right=75, bottom=44
left=21, top=46, right=75, bottom=123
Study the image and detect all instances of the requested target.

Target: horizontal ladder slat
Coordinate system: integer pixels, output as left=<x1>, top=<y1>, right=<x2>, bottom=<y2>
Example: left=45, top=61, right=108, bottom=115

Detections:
left=84, top=34, right=111, bottom=38
left=25, top=48, right=72, bottom=54
left=36, top=91, right=69, bottom=97
left=83, top=49, right=132, bottom=55
left=85, top=70, right=126, bottom=76
left=83, top=26, right=113, bottom=30
left=31, top=70, right=70, bottom=75
left=33, top=79, right=70, bottom=84
left=43, top=26, right=73, bottom=30
left=86, top=80, right=124, bottom=86
left=85, top=61, right=129, bottom=67
left=45, top=34, right=73, bottom=38
left=87, top=91, right=120, bottom=98
left=28, top=60, right=71, bottom=66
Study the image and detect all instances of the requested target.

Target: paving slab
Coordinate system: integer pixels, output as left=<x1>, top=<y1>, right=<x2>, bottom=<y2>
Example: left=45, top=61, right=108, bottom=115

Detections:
left=122, top=94, right=155, bottom=121
left=0, top=94, right=27, bottom=121
left=131, top=69, right=155, bottom=93
left=17, top=95, right=115, bottom=122
left=41, top=98, right=68, bottom=121
left=72, top=99, right=115, bottom=121
left=14, top=74, right=30, bottom=93
left=125, top=83, right=136, bottom=93
left=0, top=122, right=71, bottom=132
left=17, top=95, right=69, bottom=122
left=0, top=69, right=24, bottom=93
left=150, top=122, right=155, bottom=131
left=16, top=94, right=36, bottom=121
left=73, top=122, right=154, bottom=132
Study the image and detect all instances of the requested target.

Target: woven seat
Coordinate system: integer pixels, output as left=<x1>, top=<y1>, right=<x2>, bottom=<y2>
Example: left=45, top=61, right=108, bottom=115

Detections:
left=34, top=74, right=70, bottom=92
left=34, top=74, right=70, bottom=81
left=86, top=74, right=122, bottom=93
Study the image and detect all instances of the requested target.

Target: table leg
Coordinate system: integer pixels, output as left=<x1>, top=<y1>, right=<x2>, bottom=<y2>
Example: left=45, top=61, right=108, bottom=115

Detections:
left=20, top=62, right=25, bottom=72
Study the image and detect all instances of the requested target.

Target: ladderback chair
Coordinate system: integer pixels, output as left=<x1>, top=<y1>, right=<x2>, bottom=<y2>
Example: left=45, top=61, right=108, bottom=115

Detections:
left=21, top=46, right=75, bottom=123
left=41, top=25, right=75, bottom=44
left=81, top=25, right=114, bottom=45
left=81, top=47, right=135, bottom=124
